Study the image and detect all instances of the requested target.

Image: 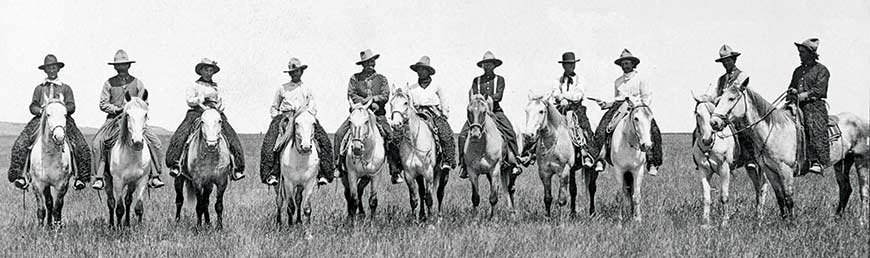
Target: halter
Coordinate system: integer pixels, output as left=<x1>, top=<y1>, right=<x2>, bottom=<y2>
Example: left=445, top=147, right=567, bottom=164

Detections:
left=41, top=100, right=67, bottom=146
left=625, top=102, right=652, bottom=150
left=467, top=98, right=489, bottom=133
left=349, top=107, right=372, bottom=155
left=693, top=101, right=721, bottom=155
left=712, top=88, right=788, bottom=138
left=198, top=110, right=223, bottom=149
left=293, top=116, right=315, bottom=154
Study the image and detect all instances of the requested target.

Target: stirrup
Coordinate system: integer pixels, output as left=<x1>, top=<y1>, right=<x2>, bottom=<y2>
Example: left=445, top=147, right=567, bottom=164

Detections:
left=231, top=172, right=246, bottom=181
left=266, top=175, right=279, bottom=186
left=73, top=179, right=86, bottom=190
left=594, top=161, right=605, bottom=173
left=317, top=177, right=329, bottom=186
left=91, top=179, right=105, bottom=190
left=808, top=163, right=823, bottom=174
left=168, top=168, right=180, bottom=177
left=148, top=177, right=165, bottom=189
left=13, top=178, right=29, bottom=190
left=391, top=174, right=404, bottom=184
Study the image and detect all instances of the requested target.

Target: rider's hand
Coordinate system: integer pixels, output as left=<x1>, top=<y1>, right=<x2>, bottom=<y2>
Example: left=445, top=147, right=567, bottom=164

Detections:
left=787, top=88, right=798, bottom=95
left=371, top=103, right=380, bottom=111
left=597, top=101, right=610, bottom=109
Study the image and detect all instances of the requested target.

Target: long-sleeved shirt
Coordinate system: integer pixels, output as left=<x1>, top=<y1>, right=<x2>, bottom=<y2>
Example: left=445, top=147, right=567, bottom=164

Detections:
left=99, top=75, right=146, bottom=117
left=613, top=70, right=651, bottom=104
left=713, top=68, right=749, bottom=97
left=468, top=74, right=506, bottom=112
left=409, top=81, right=449, bottom=116
left=787, top=61, right=829, bottom=102
left=347, top=71, right=390, bottom=116
left=554, top=73, right=586, bottom=102
left=270, top=81, right=317, bottom=118
left=29, top=78, right=76, bottom=116
left=186, top=80, right=222, bottom=110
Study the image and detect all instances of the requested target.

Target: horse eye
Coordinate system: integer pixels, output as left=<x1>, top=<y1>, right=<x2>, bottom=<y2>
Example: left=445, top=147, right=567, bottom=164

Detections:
left=539, top=110, right=544, bottom=114
left=728, top=97, right=735, bottom=101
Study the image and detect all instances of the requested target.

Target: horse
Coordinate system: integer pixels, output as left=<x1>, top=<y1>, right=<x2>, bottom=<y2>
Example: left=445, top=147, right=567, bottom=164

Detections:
left=710, top=84, right=870, bottom=223
left=275, top=109, right=320, bottom=225
left=28, top=95, right=73, bottom=227
left=388, top=86, right=444, bottom=221
left=692, top=92, right=768, bottom=227
left=464, top=94, right=515, bottom=218
left=105, top=93, right=152, bottom=227
left=521, top=94, right=580, bottom=217
left=605, top=99, right=654, bottom=222
left=342, top=99, right=386, bottom=218
left=174, top=108, right=232, bottom=229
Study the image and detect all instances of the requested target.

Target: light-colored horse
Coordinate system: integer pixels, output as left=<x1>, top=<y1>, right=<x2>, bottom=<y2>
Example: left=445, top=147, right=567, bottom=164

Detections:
left=105, top=94, right=152, bottom=227
left=275, top=110, right=320, bottom=225
left=342, top=99, right=386, bottom=218
left=711, top=85, right=869, bottom=223
left=692, top=93, right=768, bottom=227
left=174, top=108, right=232, bottom=229
left=522, top=94, right=578, bottom=217
left=388, top=86, right=444, bottom=220
left=606, top=100, right=654, bottom=222
left=29, top=95, right=73, bottom=227
left=464, top=94, right=515, bottom=217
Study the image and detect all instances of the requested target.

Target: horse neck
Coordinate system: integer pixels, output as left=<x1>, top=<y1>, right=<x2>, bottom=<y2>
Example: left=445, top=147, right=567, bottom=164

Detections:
left=743, top=90, right=793, bottom=147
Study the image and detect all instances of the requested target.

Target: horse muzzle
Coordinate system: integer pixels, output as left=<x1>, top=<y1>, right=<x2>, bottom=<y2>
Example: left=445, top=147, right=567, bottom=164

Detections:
left=710, top=117, right=726, bottom=132
left=639, top=143, right=652, bottom=152
left=131, top=140, right=145, bottom=151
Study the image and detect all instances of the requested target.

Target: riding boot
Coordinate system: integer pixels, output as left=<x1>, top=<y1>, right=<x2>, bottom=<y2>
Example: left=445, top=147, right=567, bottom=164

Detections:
left=518, top=134, right=537, bottom=167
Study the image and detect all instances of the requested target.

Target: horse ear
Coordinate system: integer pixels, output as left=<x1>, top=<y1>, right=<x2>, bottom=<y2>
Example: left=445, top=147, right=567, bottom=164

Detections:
left=527, top=90, right=534, bottom=101
left=125, top=91, right=132, bottom=102
left=347, top=97, right=355, bottom=108
left=142, top=89, right=149, bottom=101
left=691, top=89, right=702, bottom=103
left=739, top=78, right=749, bottom=90
left=363, top=98, right=373, bottom=109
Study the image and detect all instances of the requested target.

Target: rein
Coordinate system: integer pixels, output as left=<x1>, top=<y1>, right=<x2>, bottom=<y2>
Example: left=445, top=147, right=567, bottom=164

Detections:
left=714, top=90, right=788, bottom=138
left=624, top=104, right=651, bottom=150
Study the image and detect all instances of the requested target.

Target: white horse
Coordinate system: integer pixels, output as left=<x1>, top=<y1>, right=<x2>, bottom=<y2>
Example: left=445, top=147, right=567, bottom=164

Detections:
left=606, top=100, right=654, bottom=222
left=29, top=95, right=73, bottom=227
left=342, top=99, right=386, bottom=218
left=522, top=94, right=578, bottom=217
left=275, top=110, right=320, bottom=225
left=692, top=93, right=768, bottom=227
left=464, top=94, right=515, bottom=218
left=106, top=94, right=152, bottom=227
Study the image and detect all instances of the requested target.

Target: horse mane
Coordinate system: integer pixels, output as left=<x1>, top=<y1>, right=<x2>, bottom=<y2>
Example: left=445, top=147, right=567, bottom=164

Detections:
left=744, top=87, right=792, bottom=126
left=468, top=94, right=494, bottom=117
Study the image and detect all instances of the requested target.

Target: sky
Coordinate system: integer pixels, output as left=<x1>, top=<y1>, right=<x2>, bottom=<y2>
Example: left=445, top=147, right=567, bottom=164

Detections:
left=2, top=0, right=868, bottom=133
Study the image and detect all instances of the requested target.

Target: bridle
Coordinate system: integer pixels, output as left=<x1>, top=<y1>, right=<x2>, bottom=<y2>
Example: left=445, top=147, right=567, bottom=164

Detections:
left=468, top=98, right=489, bottom=133
left=349, top=107, right=372, bottom=155
left=42, top=100, right=67, bottom=146
left=626, top=102, right=652, bottom=150
left=712, top=88, right=788, bottom=138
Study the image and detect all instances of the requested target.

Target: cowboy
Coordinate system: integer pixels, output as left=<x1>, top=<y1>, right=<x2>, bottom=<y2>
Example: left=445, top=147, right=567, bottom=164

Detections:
left=165, top=58, right=246, bottom=181
left=704, top=45, right=758, bottom=171
left=91, top=49, right=166, bottom=190
left=333, top=49, right=404, bottom=184
left=518, top=52, right=594, bottom=168
left=787, top=38, right=830, bottom=175
left=260, top=57, right=335, bottom=186
left=7, top=54, right=91, bottom=190
left=407, top=56, right=456, bottom=172
left=457, top=51, right=523, bottom=179
left=589, top=49, right=663, bottom=175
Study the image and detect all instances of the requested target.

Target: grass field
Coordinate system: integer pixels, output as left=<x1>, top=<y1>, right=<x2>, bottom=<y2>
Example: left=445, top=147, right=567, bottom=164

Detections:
left=0, top=134, right=867, bottom=257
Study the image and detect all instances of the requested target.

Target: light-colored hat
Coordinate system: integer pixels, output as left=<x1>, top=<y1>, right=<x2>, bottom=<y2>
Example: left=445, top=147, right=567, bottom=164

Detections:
left=355, top=49, right=380, bottom=65
left=715, top=45, right=741, bottom=62
left=794, top=38, right=820, bottom=52
left=284, top=57, right=308, bottom=73
left=38, top=54, right=65, bottom=70
left=476, top=51, right=503, bottom=68
left=195, top=58, right=220, bottom=75
left=614, top=49, right=640, bottom=65
left=558, top=52, right=580, bottom=63
left=108, top=49, right=136, bottom=65
left=409, top=56, right=435, bottom=74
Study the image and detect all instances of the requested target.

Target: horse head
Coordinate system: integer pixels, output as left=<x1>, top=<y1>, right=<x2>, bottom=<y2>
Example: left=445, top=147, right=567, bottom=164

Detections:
left=293, top=110, right=317, bottom=154
left=388, top=85, right=414, bottom=129
left=200, top=108, right=223, bottom=150
left=349, top=98, right=374, bottom=156
left=123, top=91, right=149, bottom=151
left=692, top=91, right=717, bottom=146
left=523, top=92, right=551, bottom=139
left=42, top=96, right=67, bottom=146
left=628, top=100, right=654, bottom=152
left=467, top=94, right=491, bottom=139
left=710, top=80, right=749, bottom=131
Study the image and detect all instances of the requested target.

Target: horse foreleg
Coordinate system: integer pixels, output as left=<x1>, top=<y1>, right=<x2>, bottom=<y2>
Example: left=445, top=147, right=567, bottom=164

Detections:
left=215, top=180, right=227, bottom=230
left=113, top=183, right=126, bottom=228
left=855, top=160, right=869, bottom=226
left=301, top=180, right=316, bottom=224
left=745, top=164, right=767, bottom=222
left=776, top=162, right=796, bottom=219
left=701, top=172, right=714, bottom=227
left=124, top=186, right=135, bottom=227
left=341, top=173, right=357, bottom=218
left=174, top=177, right=184, bottom=222
left=762, top=163, right=789, bottom=219
left=488, top=168, right=500, bottom=218
left=584, top=169, right=598, bottom=216
left=367, top=175, right=378, bottom=219
left=424, top=171, right=436, bottom=221
left=274, top=182, right=284, bottom=226
left=539, top=169, right=554, bottom=217
left=469, top=173, right=481, bottom=209
left=632, top=169, right=644, bottom=222
left=357, top=176, right=371, bottom=216
left=557, top=164, right=571, bottom=208
left=406, top=175, right=420, bottom=219
left=42, top=187, right=53, bottom=227
left=201, top=185, right=213, bottom=226
left=834, top=158, right=854, bottom=216
left=33, top=186, right=46, bottom=227
left=436, top=168, right=448, bottom=216
left=719, top=163, right=733, bottom=227
left=51, top=186, right=67, bottom=226
left=568, top=168, right=578, bottom=215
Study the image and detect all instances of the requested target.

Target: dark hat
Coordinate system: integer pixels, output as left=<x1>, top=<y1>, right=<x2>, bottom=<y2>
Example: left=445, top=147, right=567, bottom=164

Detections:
left=195, top=58, right=220, bottom=75
left=558, top=52, right=580, bottom=63
left=614, top=49, right=640, bottom=66
left=38, top=54, right=65, bottom=70
left=476, top=51, right=503, bottom=68
left=409, top=56, right=435, bottom=74
left=715, top=45, right=741, bottom=62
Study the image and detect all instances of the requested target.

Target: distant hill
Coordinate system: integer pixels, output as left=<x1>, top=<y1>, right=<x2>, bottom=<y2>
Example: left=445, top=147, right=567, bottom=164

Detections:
left=0, top=121, right=173, bottom=136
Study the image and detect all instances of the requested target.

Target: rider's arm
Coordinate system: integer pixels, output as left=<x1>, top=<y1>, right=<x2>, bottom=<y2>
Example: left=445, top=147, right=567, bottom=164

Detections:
left=99, top=82, right=121, bottom=114
left=186, top=83, right=205, bottom=108
left=807, top=66, right=830, bottom=100
left=61, top=84, right=76, bottom=115
left=269, top=87, right=283, bottom=118
left=492, top=76, right=505, bottom=102
left=562, top=75, right=585, bottom=102
left=305, top=87, right=318, bottom=116
left=436, top=83, right=449, bottom=116
left=638, top=77, right=652, bottom=105
left=347, top=77, right=366, bottom=104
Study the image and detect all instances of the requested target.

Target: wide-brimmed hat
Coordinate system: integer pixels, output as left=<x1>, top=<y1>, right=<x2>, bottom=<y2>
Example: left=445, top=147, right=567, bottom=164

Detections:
left=558, top=52, right=580, bottom=63
left=108, top=49, right=136, bottom=65
left=283, top=57, right=308, bottom=73
left=195, top=58, right=220, bottom=75
left=409, top=56, right=436, bottom=74
left=476, top=51, right=503, bottom=68
left=38, top=54, right=65, bottom=70
left=355, top=49, right=380, bottom=65
left=715, top=44, right=741, bottom=62
left=794, top=38, right=820, bottom=52
left=614, top=49, right=640, bottom=65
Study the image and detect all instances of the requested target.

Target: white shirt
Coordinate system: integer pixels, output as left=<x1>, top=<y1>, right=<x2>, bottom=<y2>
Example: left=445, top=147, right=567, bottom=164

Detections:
left=186, top=80, right=222, bottom=109
left=270, top=81, right=317, bottom=118
left=554, top=74, right=586, bottom=101
left=409, top=81, right=449, bottom=116
left=614, top=70, right=651, bottom=104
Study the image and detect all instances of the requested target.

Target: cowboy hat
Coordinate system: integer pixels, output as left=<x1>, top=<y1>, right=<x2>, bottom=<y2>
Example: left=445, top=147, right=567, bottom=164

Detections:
left=614, top=49, right=640, bottom=65
left=558, top=52, right=580, bottom=63
left=283, top=57, right=308, bottom=73
left=195, top=58, right=220, bottom=75
left=409, top=56, right=436, bottom=74
left=476, top=51, right=503, bottom=68
left=794, top=38, right=820, bottom=52
left=108, top=49, right=136, bottom=65
left=38, top=54, right=65, bottom=70
left=715, top=44, right=741, bottom=62
left=355, top=49, right=380, bottom=65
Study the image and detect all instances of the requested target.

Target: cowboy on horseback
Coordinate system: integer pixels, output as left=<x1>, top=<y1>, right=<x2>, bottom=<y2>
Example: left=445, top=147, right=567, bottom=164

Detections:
left=260, top=57, right=335, bottom=186
left=518, top=51, right=594, bottom=168
left=786, top=38, right=830, bottom=175
left=7, top=54, right=91, bottom=190
left=90, top=50, right=166, bottom=190
left=589, top=49, right=663, bottom=175
left=334, top=49, right=404, bottom=184
left=406, top=56, right=457, bottom=173
left=165, top=58, right=246, bottom=181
